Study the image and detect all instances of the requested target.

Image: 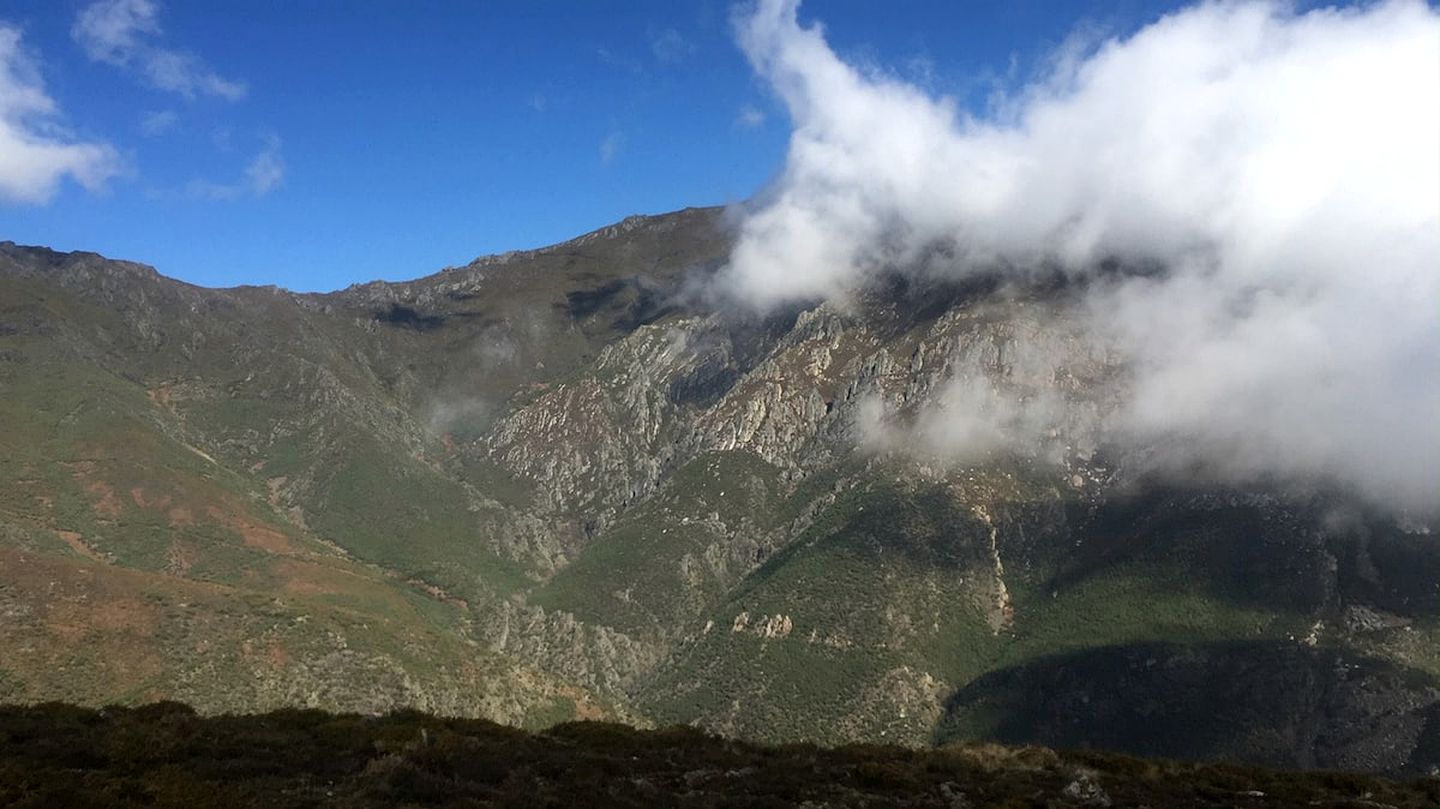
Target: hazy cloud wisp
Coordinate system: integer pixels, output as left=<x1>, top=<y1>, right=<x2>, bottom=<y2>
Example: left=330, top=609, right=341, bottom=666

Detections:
left=599, top=131, right=626, bottom=164
left=185, top=134, right=283, bottom=200
left=139, top=108, right=177, bottom=136
left=722, top=0, right=1440, bottom=514
left=734, top=104, right=766, bottom=130
left=73, top=0, right=246, bottom=100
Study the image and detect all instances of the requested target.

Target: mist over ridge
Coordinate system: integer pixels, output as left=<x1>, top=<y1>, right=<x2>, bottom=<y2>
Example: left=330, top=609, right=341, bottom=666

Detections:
left=719, top=0, right=1440, bottom=514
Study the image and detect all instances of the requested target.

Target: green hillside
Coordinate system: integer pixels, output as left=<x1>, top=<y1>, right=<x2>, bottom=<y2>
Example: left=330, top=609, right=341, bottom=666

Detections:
left=1, top=210, right=1436, bottom=776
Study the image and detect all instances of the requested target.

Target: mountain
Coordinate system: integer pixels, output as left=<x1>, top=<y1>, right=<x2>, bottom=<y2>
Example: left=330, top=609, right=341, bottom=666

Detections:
left=1, top=208, right=1436, bottom=776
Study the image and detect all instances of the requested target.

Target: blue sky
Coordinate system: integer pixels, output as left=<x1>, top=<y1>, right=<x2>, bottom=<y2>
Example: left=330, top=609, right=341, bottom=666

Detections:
left=0, top=0, right=1195, bottom=291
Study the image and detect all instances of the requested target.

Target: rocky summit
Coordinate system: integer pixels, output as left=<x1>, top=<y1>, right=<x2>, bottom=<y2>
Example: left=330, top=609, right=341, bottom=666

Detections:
left=0, top=207, right=1436, bottom=778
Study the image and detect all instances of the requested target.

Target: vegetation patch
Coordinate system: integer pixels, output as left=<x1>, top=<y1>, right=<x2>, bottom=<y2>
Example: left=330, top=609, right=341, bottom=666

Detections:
left=1, top=704, right=1435, bottom=808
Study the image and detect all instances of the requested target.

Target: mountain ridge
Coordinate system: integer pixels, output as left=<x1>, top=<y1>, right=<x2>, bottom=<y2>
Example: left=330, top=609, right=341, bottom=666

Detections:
left=1, top=207, right=1436, bottom=776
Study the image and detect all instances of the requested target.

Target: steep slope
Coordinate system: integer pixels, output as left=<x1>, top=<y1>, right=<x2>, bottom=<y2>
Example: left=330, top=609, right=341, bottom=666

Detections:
left=1, top=208, right=1436, bottom=775
left=0, top=211, right=730, bottom=722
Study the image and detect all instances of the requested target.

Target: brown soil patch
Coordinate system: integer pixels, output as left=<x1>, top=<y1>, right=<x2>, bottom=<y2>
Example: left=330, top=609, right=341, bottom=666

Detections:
left=132, top=486, right=198, bottom=528
left=89, top=597, right=158, bottom=633
left=62, top=460, right=97, bottom=476
left=43, top=596, right=158, bottom=642
left=238, top=521, right=292, bottom=554
left=266, top=640, right=290, bottom=669
left=56, top=530, right=105, bottom=562
left=148, top=384, right=173, bottom=408
left=42, top=607, right=90, bottom=643
left=205, top=504, right=294, bottom=555
left=274, top=558, right=352, bottom=597
left=281, top=578, right=328, bottom=595
left=129, top=487, right=173, bottom=510
left=92, top=482, right=196, bottom=528
left=64, top=461, right=123, bottom=519
left=405, top=577, right=470, bottom=610
left=85, top=480, right=123, bottom=518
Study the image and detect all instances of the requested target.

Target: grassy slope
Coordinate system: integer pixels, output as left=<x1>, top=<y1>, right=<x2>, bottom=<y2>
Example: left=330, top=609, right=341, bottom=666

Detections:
left=0, top=210, right=733, bottom=722
left=0, top=276, right=603, bottom=722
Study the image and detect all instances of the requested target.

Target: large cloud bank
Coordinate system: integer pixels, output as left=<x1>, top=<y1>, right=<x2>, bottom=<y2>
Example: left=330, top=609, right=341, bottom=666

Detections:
left=723, top=0, right=1440, bottom=514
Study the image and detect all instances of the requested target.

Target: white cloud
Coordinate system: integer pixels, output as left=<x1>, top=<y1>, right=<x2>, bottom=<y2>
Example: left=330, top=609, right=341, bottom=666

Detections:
left=73, top=0, right=245, bottom=100
left=186, top=134, right=283, bottom=199
left=599, top=131, right=625, bottom=164
left=139, top=108, right=176, bottom=135
left=0, top=25, right=121, bottom=204
left=734, top=103, right=765, bottom=130
left=723, top=0, right=1440, bottom=514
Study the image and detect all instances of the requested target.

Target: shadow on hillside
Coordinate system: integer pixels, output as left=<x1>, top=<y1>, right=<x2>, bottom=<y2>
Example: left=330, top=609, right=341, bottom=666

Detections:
left=934, top=639, right=1440, bottom=777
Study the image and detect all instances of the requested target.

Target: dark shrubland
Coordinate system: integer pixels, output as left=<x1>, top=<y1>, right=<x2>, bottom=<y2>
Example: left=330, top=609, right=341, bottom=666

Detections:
left=0, top=703, right=1435, bottom=807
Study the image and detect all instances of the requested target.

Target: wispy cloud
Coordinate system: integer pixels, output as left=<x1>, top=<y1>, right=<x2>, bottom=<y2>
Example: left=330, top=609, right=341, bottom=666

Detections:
left=725, top=0, right=1440, bottom=514
left=73, top=0, right=245, bottom=100
left=734, top=103, right=765, bottom=130
left=0, top=25, right=121, bottom=204
left=138, top=108, right=176, bottom=136
left=186, top=134, right=283, bottom=199
left=599, top=131, right=625, bottom=164
left=650, top=27, right=696, bottom=64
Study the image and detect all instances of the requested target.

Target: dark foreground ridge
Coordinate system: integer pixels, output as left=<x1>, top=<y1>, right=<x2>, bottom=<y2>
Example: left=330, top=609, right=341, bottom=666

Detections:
left=0, top=703, right=1435, bottom=808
